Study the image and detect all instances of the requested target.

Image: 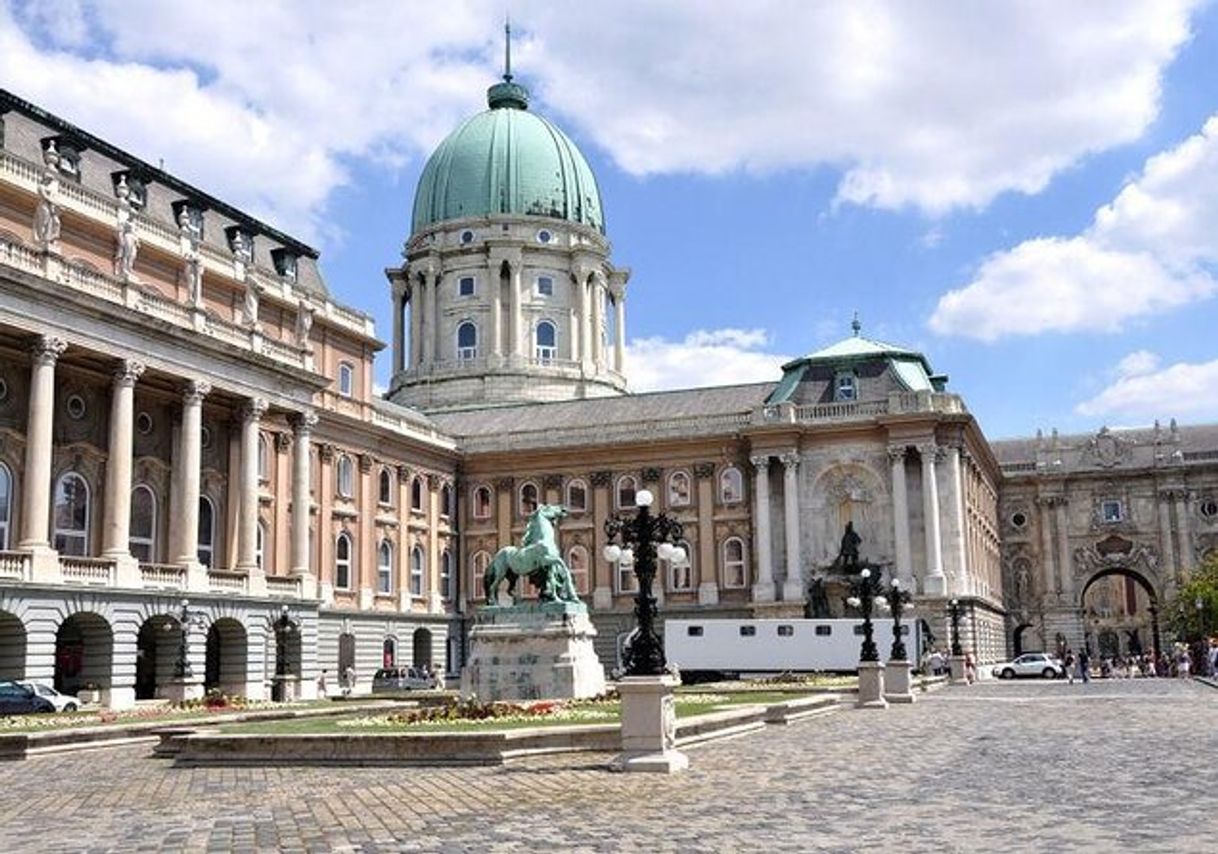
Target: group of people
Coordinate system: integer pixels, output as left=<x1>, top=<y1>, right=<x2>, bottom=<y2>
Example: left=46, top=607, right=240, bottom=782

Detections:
left=920, top=648, right=977, bottom=683
left=1061, top=641, right=1217, bottom=683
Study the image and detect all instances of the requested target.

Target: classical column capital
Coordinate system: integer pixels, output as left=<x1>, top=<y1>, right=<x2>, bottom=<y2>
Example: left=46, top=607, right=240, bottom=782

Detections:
left=917, top=443, right=943, bottom=462
left=494, top=476, right=516, bottom=491
left=113, top=359, right=146, bottom=387
left=693, top=462, right=717, bottom=480
left=779, top=452, right=800, bottom=470
left=749, top=454, right=771, bottom=471
left=274, top=431, right=293, bottom=453
left=183, top=380, right=212, bottom=405
left=542, top=473, right=564, bottom=490
left=589, top=470, right=612, bottom=488
left=242, top=397, right=269, bottom=422
left=319, top=443, right=335, bottom=464
left=359, top=453, right=375, bottom=474
left=397, top=464, right=412, bottom=483
left=886, top=445, right=908, bottom=463
left=31, top=335, right=68, bottom=366
left=289, top=410, right=318, bottom=435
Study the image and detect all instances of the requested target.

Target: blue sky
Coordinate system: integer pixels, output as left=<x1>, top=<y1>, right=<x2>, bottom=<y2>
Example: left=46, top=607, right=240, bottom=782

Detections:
left=3, top=1, right=1218, bottom=439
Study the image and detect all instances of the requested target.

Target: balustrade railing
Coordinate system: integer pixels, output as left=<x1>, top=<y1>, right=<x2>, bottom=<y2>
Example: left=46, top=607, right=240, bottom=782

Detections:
left=139, top=563, right=187, bottom=589
left=266, top=575, right=303, bottom=598
left=0, top=551, right=30, bottom=581
left=61, top=556, right=116, bottom=586
left=208, top=570, right=249, bottom=594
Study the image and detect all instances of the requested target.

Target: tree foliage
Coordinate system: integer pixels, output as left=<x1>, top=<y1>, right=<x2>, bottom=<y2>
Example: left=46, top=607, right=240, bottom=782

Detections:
left=1165, top=552, right=1218, bottom=641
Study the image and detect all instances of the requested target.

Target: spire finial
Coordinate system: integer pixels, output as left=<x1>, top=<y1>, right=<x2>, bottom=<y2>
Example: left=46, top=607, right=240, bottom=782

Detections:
left=851, top=311, right=861, bottom=337
left=504, top=15, right=513, bottom=82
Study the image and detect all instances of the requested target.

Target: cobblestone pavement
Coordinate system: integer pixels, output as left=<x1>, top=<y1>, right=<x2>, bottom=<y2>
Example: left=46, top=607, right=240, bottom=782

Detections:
left=2, top=679, right=1215, bottom=853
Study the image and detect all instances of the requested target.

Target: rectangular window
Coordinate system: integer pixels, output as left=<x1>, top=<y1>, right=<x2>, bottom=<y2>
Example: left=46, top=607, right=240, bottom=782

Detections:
left=836, top=374, right=857, bottom=401
left=458, top=276, right=475, bottom=296
left=617, top=561, right=638, bottom=594
left=777, top=625, right=794, bottom=637
left=815, top=625, right=832, bottom=636
left=739, top=625, right=756, bottom=637
left=536, top=276, right=554, bottom=296
left=1101, top=500, right=1123, bottom=523
left=687, top=626, right=704, bottom=637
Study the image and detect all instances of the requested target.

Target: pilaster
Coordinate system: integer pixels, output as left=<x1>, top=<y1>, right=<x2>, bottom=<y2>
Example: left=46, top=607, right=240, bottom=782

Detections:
left=750, top=454, right=775, bottom=602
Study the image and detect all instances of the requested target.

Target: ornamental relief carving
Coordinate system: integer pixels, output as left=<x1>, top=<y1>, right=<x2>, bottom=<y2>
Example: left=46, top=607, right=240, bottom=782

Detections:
left=1072, top=537, right=1161, bottom=585
left=1083, top=427, right=1131, bottom=468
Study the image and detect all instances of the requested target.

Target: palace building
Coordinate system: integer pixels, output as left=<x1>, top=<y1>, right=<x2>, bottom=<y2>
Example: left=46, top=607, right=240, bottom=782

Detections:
left=1, top=67, right=1215, bottom=707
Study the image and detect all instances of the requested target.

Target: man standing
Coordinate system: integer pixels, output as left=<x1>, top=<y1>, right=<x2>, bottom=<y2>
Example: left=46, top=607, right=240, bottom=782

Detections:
left=1077, top=649, right=1091, bottom=684
left=1064, top=649, right=1075, bottom=685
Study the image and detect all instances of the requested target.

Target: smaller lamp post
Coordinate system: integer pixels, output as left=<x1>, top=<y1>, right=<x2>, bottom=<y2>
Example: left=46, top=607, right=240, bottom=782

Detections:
left=847, top=568, right=887, bottom=708
left=882, top=578, right=916, bottom=703
left=272, top=605, right=296, bottom=702
left=946, top=598, right=968, bottom=684
left=604, top=488, right=689, bottom=772
left=167, top=598, right=207, bottom=680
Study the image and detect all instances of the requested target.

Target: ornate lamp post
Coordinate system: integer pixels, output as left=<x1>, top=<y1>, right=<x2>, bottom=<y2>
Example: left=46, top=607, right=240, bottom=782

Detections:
left=603, top=489, right=684, bottom=676
left=272, top=604, right=296, bottom=702
left=167, top=598, right=207, bottom=680
left=882, top=578, right=916, bottom=703
left=946, top=598, right=968, bottom=684
left=604, top=487, right=690, bottom=773
left=887, top=579, right=912, bottom=661
left=847, top=568, right=888, bottom=708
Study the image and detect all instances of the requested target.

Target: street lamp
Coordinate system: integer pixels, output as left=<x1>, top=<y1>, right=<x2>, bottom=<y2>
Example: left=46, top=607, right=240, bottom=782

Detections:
left=604, top=488, right=684, bottom=676
left=166, top=598, right=206, bottom=679
left=847, top=568, right=883, bottom=662
left=886, top=578, right=912, bottom=661
left=947, top=598, right=964, bottom=657
left=272, top=604, right=296, bottom=702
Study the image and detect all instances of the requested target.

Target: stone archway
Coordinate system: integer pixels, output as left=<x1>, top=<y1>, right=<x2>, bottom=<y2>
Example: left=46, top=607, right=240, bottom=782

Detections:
left=205, top=618, right=248, bottom=697
left=0, top=610, right=26, bottom=679
left=135, top=614, right=181, bottom=700
left=1079, top=568, right=1160, bottom=659
left=412, top=628, right=432, bottom=668
left=55, top=612, right=113, bottom=696
left=1013, top=623, right=1035, bottom=656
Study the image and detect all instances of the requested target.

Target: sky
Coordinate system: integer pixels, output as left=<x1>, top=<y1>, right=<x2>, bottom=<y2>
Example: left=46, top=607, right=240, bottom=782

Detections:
left=2, top=0, right=1217, bottom=440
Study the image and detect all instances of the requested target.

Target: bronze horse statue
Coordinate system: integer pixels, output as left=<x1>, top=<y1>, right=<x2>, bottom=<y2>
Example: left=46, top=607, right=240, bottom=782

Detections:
left=483, top=504, right=580, bottom=605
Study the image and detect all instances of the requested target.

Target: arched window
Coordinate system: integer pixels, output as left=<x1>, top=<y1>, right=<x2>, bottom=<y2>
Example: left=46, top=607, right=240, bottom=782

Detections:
left=665, top=538, right=694, bottom=591
left=723, top=537, right=747, bottom=588
left=257, top=433, right=269, bottom=482
left=719, top=466, right=743, bottom=504
left=53, top=472, right=90, bottom=556
left=519, top=481, right=539, bottom=516
left=567, top=545, right=590, bottom=595
left=0, top=463, right=11, bottom=550
left=440, top=549, right=452, bottom=600
left=440, top=484, right=452, bottom=518
left=535, top=320, right=557, bottom=363
left=336, top=454, right=354, bottom=498
left=198, top=496, right=216, bottom=568
left=378, top=467, right=393, bottom=506
left=616, top=475, right=638, bottom=510
left=377, top=540, right=393, bottom=594
left=128, top=485, right=156, bottom=563
left=335, top=532, right=353, bottom=589
left=382, top=637, right=397, bottom=668
left=668, top=471, right=691, bottom=507
left=565, top=478, right=587, bottom=513
left=410, top=545, right=425, bottom=596
left=255, top=520, right=267, bottom=571
left=411, top=476, right=424, bottom=511
left=472, top=485, right=492, bottom=519
left=471, top=551, right=490, bottom=601
left=456, top=321, right=478, bottom=361
left=338, top=361, right=355, bottom=397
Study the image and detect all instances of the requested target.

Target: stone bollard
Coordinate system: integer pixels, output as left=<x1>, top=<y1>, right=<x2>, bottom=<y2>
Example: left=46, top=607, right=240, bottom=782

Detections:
left=884, top=660, right=915, bottom=704
left=610, top=674, right=688, bottom=773
left=856, top=661, right=888, bottom=709
left=949, top=655, right=969, bottom=685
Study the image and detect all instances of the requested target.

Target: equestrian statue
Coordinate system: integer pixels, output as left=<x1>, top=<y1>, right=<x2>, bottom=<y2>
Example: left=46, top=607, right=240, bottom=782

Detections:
left=483, top=504, right=581, bottom=605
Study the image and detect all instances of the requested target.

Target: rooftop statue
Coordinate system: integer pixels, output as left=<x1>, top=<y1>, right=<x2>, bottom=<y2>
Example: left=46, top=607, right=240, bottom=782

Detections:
left=836, top=521, right=862, bottom=571
left=483, top=503, right=580, bottom=605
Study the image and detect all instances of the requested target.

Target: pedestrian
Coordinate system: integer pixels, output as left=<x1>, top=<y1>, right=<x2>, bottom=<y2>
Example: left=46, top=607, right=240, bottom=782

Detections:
left=930, top=649, right=944, bottom=677
left=317, top=669, right=329, bottom=698
left=1064, top=648, right=1075, bottom=684
left=964, top=651, right=977, bottom=684
left=1078, top=649, right=1091, bottom=683
left=344, top=664, right=356, bottom=696
left=1177, top=647, right=1191, bottom=679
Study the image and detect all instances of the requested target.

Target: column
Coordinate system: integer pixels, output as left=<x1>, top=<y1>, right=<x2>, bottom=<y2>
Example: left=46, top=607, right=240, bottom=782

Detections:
left=579, top=271, right=593, bottom=366
left=613, top=290, right=626, bottom=373
left=780, top=452, right=803, bottom=601
left=236, top=398, right=268, bottom=572
left=490, top=260, right=503, bottom=358
left=591, top=273, right=605, bottom=367
left=409, top=275, right=422, bottom=369
left=101, top=359, right=146, bottom=559
left=944, top=444, right=969, bottom=594
left=1174, top=490, right=1194, bottom=574
left=695, top=467, right=718, bottom=605
left=1054, top=497, right=1073, bottom=601
left=173, top=380, right=210, bottom=566
left=432, top=272, right=444, bottom=363
left=888, top=446, right=913, bottom=587
left=391, top=286, right=405, bottom=373
left=1157, top=490, right=1178, bottom=583
left=19, top=335, right=68, bottom=551
left=421, top=277, right=435, bottom=368
left=290, top=412, right=317, bottom=578
left=1037, top=496, right=1059, bottom=598
left=750, top=454, right=775, bottom=602
left=918, top=444, right=946, bottom=595
left=510, top=263, right=523, bottom=360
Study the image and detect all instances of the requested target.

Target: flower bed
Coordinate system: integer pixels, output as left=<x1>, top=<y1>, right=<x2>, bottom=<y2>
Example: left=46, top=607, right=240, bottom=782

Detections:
left=0, top=691, right=303, bottom=732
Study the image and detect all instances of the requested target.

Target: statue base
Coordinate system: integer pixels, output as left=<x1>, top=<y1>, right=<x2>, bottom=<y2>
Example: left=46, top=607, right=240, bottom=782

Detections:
left=949, top=655, right=969, bottom=685
left=609, top=674, right=688, bottom=774
left=856, top=661, right=888, bottom=709
left=461, top=602, right=606, bottom=702
left=884, top=660, right=915, bottom=704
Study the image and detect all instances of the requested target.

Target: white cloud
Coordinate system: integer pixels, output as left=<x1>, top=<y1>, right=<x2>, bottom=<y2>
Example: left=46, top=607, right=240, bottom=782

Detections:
left=1077, top=355, right=1218, bottom=419
left=625, top=328, right=790, bottom=392
left=929, top=115, right=1218, bottom=340
left=0, top=0, right=1203, bottom=244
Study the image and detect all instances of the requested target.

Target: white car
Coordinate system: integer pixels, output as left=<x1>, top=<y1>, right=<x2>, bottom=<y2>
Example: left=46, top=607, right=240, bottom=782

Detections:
left=991, top=653, right=1064, bottom=680
left=18, top=681, right=82, bottom=712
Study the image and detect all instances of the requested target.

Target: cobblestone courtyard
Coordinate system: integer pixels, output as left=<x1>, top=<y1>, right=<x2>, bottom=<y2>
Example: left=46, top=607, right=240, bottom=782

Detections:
left=2, top=679, right=1215, bottom=853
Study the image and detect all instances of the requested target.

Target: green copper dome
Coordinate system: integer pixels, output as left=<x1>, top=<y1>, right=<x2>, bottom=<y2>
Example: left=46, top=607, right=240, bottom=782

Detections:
left=411, top=79, right=605, bottom=235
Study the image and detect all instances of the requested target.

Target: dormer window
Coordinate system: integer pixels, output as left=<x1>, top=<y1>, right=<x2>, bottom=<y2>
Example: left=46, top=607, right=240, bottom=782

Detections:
left=44, top=139, right=81, bottom=181
left=172, top=201, right=206, bottom=239
left=458, top=276, right=476, bottom=297
left=835, top=373, right=857, bottom=402
left=112, top=172, right=147, bottom=210
left=272, top=248, right=298, bottom=281
left=226, top=226, right=254, bottom=258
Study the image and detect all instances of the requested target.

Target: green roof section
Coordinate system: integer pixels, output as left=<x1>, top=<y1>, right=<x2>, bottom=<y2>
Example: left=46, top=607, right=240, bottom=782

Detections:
left=410, top=77, right=605, bottom=235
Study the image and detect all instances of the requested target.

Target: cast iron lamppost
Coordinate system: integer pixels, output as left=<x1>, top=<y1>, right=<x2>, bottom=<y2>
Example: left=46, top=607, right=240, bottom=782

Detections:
left=272, top=604, right=296, bottom=702
left=604, top=488, right=685, bottom=676
left=167, top=599, right=207, bottom=679
left=846, top=568, right=885, bottom=662
left=886, top=578, right=912, bottom=661
left=947, top=598, right=964, bottom=657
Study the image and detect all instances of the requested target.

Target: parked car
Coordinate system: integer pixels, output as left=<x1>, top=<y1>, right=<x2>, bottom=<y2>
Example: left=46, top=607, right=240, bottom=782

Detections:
left=991, top=653, right=1064, bottom=680
left=0, top=680, right=56, bottom=715
left=18, top=681, right=81, bottom=712
left=371, top=667, right=439, bottom=693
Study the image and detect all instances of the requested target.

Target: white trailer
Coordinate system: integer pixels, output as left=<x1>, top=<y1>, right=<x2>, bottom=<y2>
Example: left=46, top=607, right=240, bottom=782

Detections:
left=663, top=618, right=921, bottom=675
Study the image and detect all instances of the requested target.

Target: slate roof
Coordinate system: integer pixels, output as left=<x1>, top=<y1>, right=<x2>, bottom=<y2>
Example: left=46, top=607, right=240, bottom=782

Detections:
left=989, top=423, right=1218, bottom=463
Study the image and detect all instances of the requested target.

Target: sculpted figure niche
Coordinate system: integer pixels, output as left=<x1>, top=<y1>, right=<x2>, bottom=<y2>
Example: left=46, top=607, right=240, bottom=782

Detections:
left=33, top=144, right=62, bottom=250
left=178, top=208, right=204, bottom=307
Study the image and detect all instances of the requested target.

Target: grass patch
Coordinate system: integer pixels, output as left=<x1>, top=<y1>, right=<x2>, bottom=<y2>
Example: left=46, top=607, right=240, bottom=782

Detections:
left=0, top=699, right=353, bottom=734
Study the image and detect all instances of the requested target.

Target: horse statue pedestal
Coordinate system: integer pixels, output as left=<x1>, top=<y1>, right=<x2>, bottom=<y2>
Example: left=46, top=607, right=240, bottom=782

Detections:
left=461, top=601, right=607, bottom=702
